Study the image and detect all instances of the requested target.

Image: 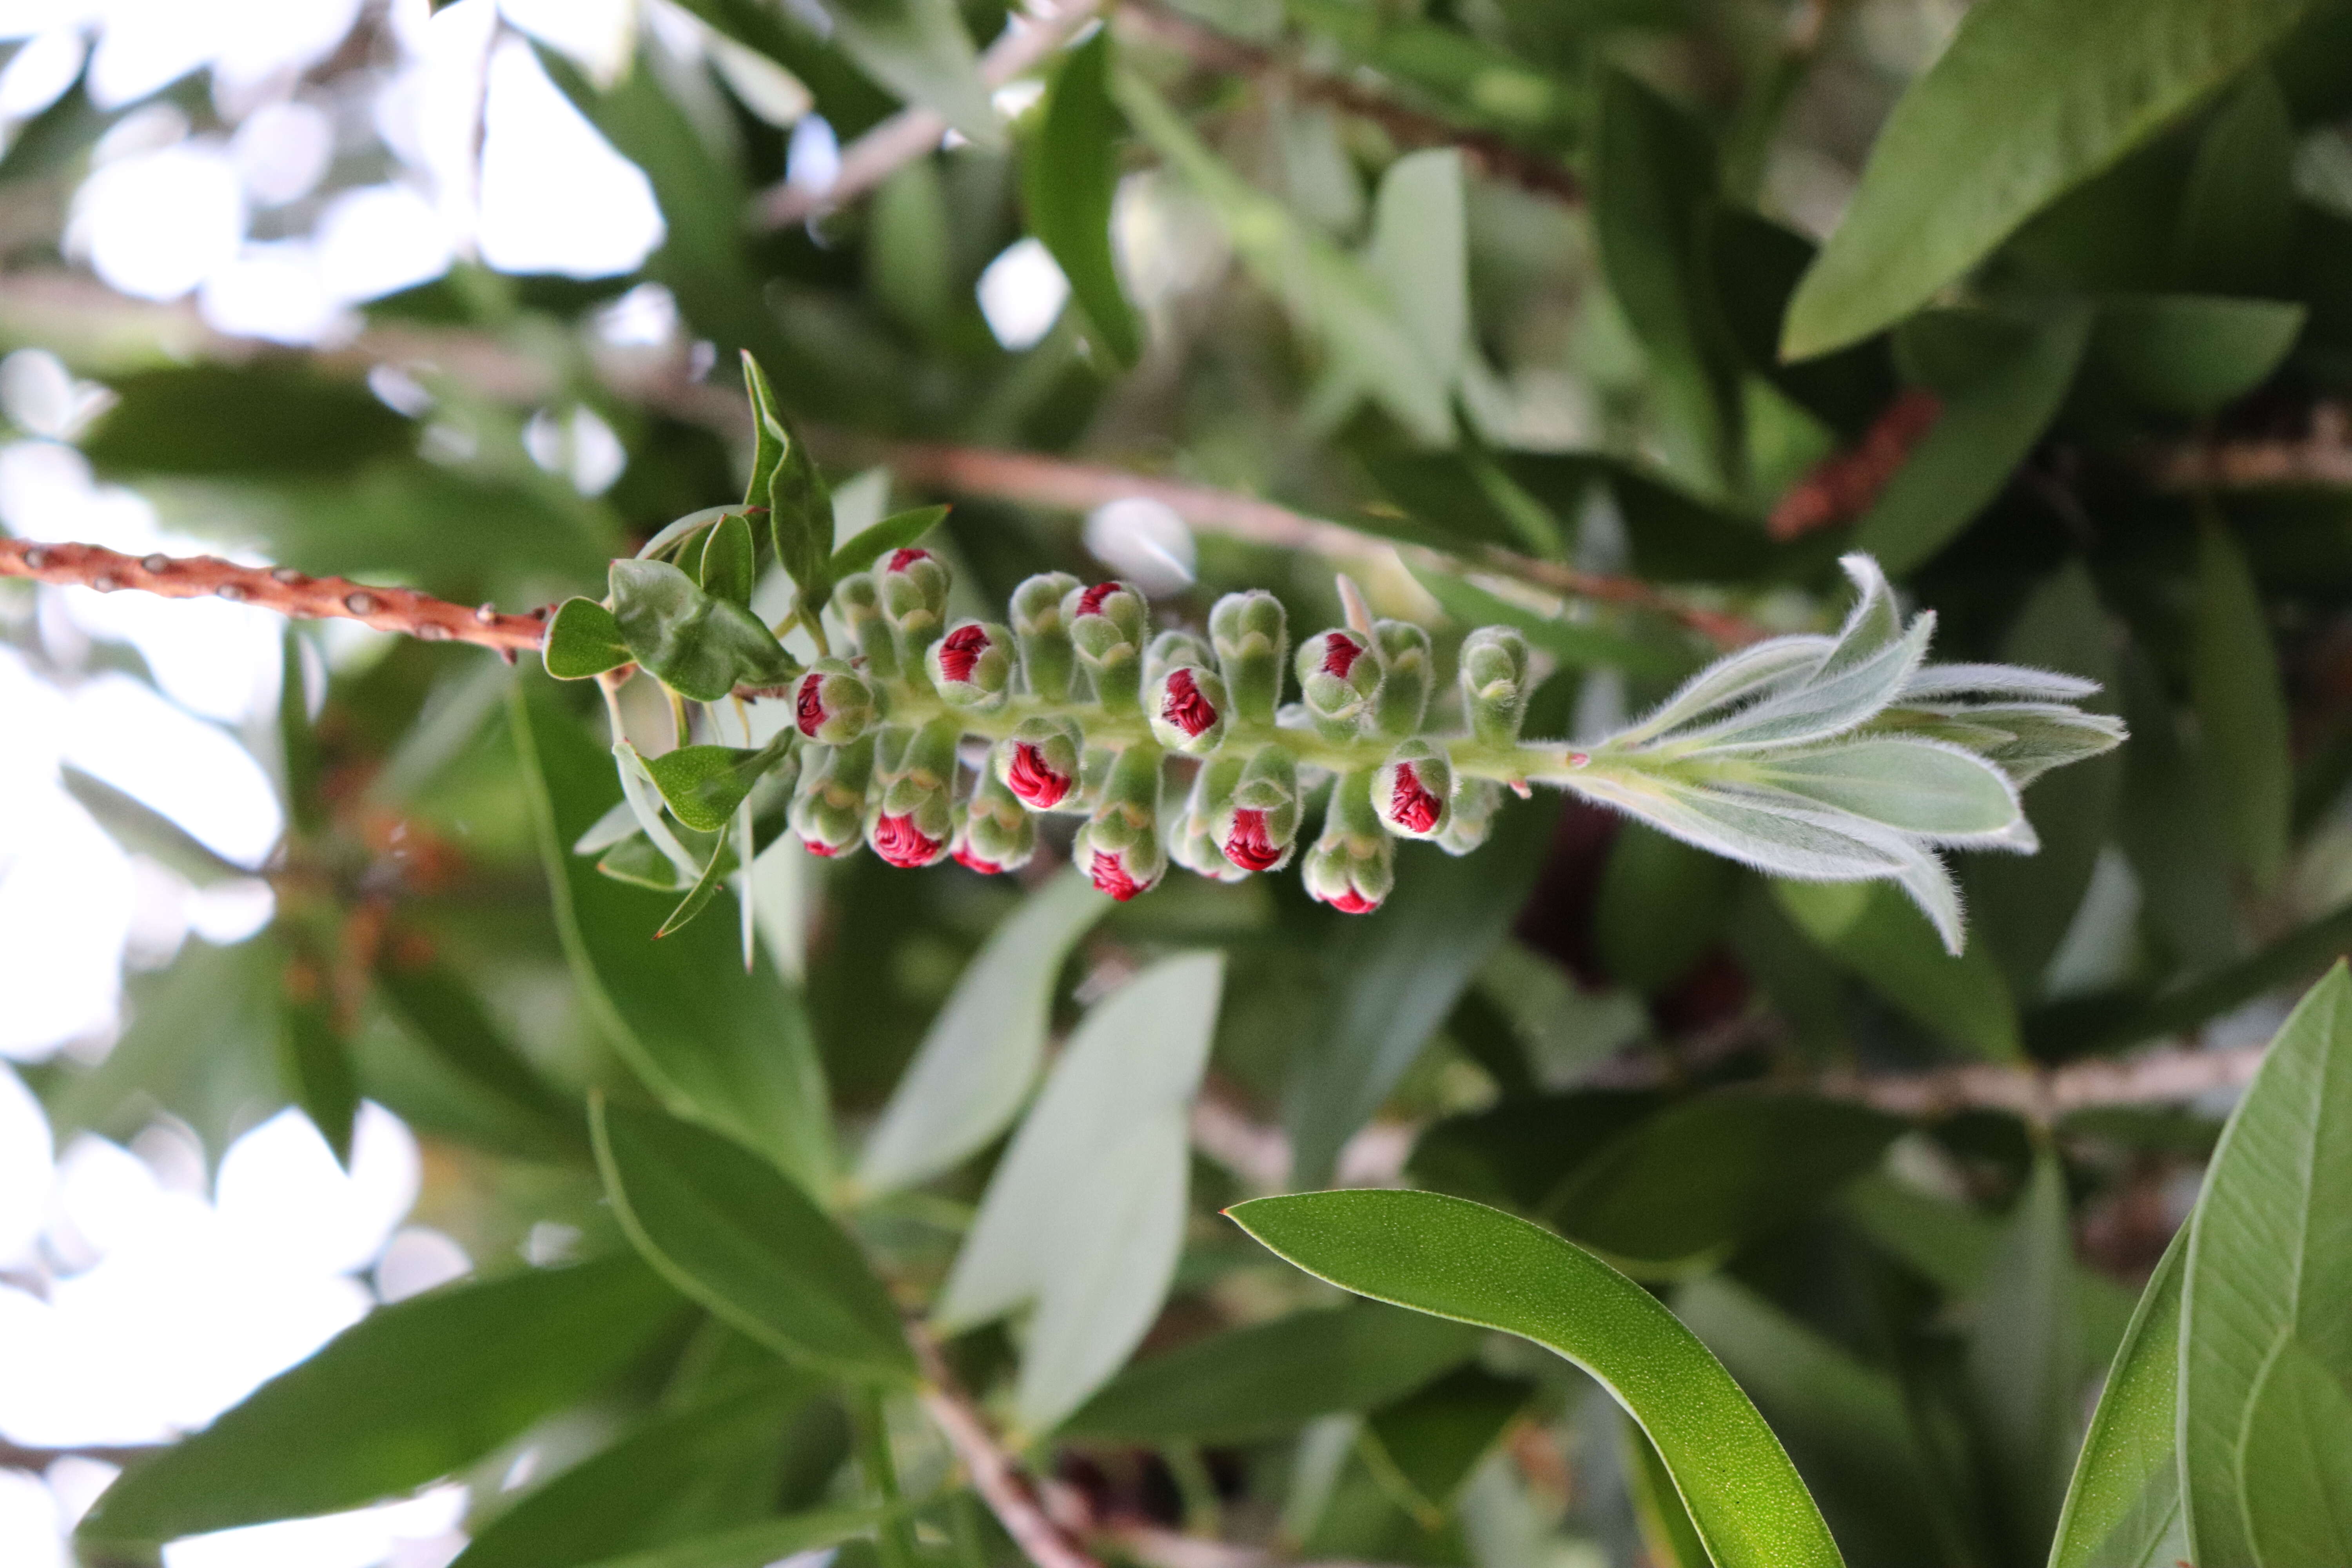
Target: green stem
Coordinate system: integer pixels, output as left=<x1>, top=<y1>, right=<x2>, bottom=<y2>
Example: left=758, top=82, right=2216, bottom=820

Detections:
left=855, top=1386, right=918, bottom=1568
left=1165, top=1441, right=1222, bottom=1537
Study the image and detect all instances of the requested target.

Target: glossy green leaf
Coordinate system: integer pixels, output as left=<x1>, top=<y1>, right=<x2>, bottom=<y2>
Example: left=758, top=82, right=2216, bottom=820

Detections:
left=610, top=559, right=795, bottom=701
left=80, top=362, right=411, bottom=477
left=656, top=831, right=737, bottom=940
left=79, top=1258, right=684, bottom=1546
left=1777, top=879, right=2021, bottom=1060
left=1022, top=31, right=1139, bottom=367
left=1626, top=1419, right=1712, bottom=1568
left=857, top=869, right=1109, bottom=1194
left=278, top=967, right=359, bottom=1166
left=645, top=736, right=795, bottom=835
left=1062, top=1304, right=1480, bottom=1442
left=593, top=1100, right=916, bottom=1384
left=1966, top=1151, right=2078, bottom=1561
left=514, top=687, right=832, bottom=1191
left=2180, top=962, right=2352, bottom=1568
left=2173, top=71, right=2296, bottom=296
left=828, top=504, right=949, bottom=583
left=818, top=0, right=996, bottom=145
left=2237, top=1334, right=2352, bottom=1566
left=1545, top=1094, right=1901, bottom=1276
left=1854, top=308, right=2091, bottom=575
left=453, top=1371, right=816, bottom=1568
left=2192, top=522, right=2292, bottom=886
left=694, top=512, right=757, bottom=607
left=739, top=355, right=834, bottom=603
left=373, top=953, right=579, bottom=1145
left=2047, top=1227, right=2187, bottom=1568
left=1782, top=0, right=2311, bottom=357
left=1285, top=799, right=1556, bottom=1187
left=2091, top=295, right=2305, bottom=415
left=1228, top=1190, right=1846, bottom=1568
left=740, top=351, right=788, bottom=515
left=937, top=952, right=1225, bottom=1432
left=577, top=1508, right=886, bottom=1568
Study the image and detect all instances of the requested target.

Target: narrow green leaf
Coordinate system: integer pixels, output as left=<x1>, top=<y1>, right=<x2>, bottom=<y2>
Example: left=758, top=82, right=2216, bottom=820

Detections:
left=2047, top=1227, right=2187, bottom=1568
left=2173, top=71, right=2296, bottom=297
left=657, top=835, right=737, bottom=940
left=1854, top=308, right=2091, bottom=575
left=1227, top=1190, right=1847, bottom=1568
left=1022, top=31, right=1139, bottom=367
left=1777, top=879, right=2022, bottom=1060
left=2180, top=962, right=2352, bottom=1568
left=1625, top=1419, right=1712, bottom=1568
left=1361, top=1365, right=1529, bottom=1521
left=695, top=512, right=757, bottom=608
left=828, top=504, right=949, bottom=583
left=2192, top=522, right=2292, bottom=886
left=2237, top=1334, right=2352, bottom=1565
left=278, top=632, right=325, bottom=837
left=1966, top=1151, right=2079, bottom=1561
left=937, top=953, right=1225, bottom=1432
left=577, top=1508, right=885, bottom=1568
left=1410, top=566, right=1688, bottom=679
left=452, top=1371, right=816, bottom=1568
left=514, top=687, right=833, bottom=1191
left=1782, top=0, right=2311, bottom=357
left=740, top=352, right=787, bottom=513
left=593, top=1100, right=917, bottom=1384
left=610, top=559, right=795, bottom=701
left=78, top=1258, right=684, bottom=1545
left=1364, top=149, right=1470, bottom=404
left=2091, top=295, right=2304, bottom=416
left=278, top=969, right=359, bottom=1166
left=59, top=766, right=249, bottom=885
left=1062, top=1304, right=1480, bottom=1443
left=857, top=869, right=1109, bottom=1194
left=645, top=737, right=794, bottom=835
left=373, top=953, right=579, bottom=1139
left=817, top=0, right=996, bottom=146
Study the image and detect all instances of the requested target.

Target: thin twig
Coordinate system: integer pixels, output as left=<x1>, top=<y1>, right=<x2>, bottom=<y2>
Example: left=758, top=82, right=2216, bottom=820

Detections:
left=755, top=0, right=1107, bottom=231
left=853, top=436, right=1763, bottom=646
left=913, top=1330, right=1106, bottom=1568
left=1116, top=0, right=1582, bottom=207
left=0, top=1437, right=158, bottom=1471
left=2145, top=403, right=2352, bottom=491
left=0, top=538, right=549, bottom=655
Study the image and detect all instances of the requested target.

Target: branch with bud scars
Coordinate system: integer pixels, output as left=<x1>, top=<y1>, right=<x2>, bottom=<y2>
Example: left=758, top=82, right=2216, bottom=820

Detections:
left=545, top=358, right=2125, bottom=952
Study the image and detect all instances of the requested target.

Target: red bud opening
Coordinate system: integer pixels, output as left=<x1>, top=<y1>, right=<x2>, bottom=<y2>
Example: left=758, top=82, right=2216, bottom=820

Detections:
left=1076, top=581, right=1122, bottom=617
left=1321, top=633, right=1365, bottom=677
left=1006, top=743, right=1072, bottom=808
left=794, top=676, right=828, bottom=737
left=872, top=812, right=944, bottom=868
left=1223, top=808, right=1283, bottom=871
left=1160, top=668, right=1218, bottom=737
left=938, top=624, right=990, bottom=683
left=1325, top=887, right=1379, bottom=914
left=886, top=548, right=931, bottom=572
left=1387, top=762, right=1444, bottom=834
left=1091, top=848, right=1145, bottom=900
left=953, top=842, right=1005, bottom=875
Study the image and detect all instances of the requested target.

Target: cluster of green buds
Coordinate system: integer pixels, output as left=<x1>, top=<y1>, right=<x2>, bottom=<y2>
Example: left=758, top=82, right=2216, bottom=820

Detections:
left=540, top=357, right=2125, bottom=949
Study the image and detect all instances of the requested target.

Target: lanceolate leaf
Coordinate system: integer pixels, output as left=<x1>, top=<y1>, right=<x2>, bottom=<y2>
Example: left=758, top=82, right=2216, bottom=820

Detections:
left=2047, top=1227, right=2187, bottom=1568
left=2192, top=521, right=2292, bottom=887
left=1782, top=0, right=2312, bottom=357
left=857, top=869, right=1110, bottom=1194
left=2090, top=296, right=2305, bottom=416
left=645, top=736, right=795, bottom=835
left=514, top=688, right=833, bottom=1191
left=1022, top=31, right=1140, bottom=367
left=79, top=1258, right=685, bottom=1546
left=1229, top=1190, right=1846, bottom=1568
left=828, top=504, right=949, bottom=583
left=693, top=511, right=757, bottom=607
left=937, top=953, right=1225, bottom=1432
left=1965, top=1151, right=2078, bottom=1562
left=593, top=1100, right=917, bottom=1384
left=2237, top=1334, right=2352, bottom=1565
left=2179, top=961, right=2352, bottom=1568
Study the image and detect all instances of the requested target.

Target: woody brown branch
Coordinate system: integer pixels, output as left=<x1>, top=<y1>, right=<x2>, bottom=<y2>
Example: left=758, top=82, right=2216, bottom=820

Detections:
left=0, top=537, right=549, bottom=655
left=912, top=1329, right=1106, bottom=1568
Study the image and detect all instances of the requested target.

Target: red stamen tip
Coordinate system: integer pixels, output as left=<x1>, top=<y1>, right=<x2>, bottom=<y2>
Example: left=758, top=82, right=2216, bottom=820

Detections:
left=886, top=548, right=931, bottom=572
left=1388, top=763, right=1443, bottom=834
left=1076, top=582, right=1122, bottom=617
left=1321, top=633, right=1365, bottom=677
left=1327, top=888, right=1379, bottom=914
left=1007, top=743, right=1071, bottom=808
left=872, top=813, right=944, bottom=868
left=1160, top=668, right=1218, bottom=737
left=953, top=842, right=1004, bottom=875
left=795, top=677, right=827, bottom=737
left=1091, top=849, right=1144, bottom=900
left=938, top=624, right=989, bottom=683
left=1223, top=809, right=1283, bottom=871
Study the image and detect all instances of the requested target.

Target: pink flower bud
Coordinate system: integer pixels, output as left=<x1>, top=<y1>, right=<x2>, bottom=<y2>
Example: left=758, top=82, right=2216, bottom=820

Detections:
left=1223, top=808, right=1284, bottom=872
left=1007, top=740, right=1072, bottom=807
left=1090, top=847, right=1151, bottom=901
left=1372, top=743, right=1453, bottom=840
left=936, top=623, right=988, bottom=683
left=886, top=547, right=932, bottom=573
left=1161, top=669, right=1216, bottom=735
left=1320, top=632, right=1366, bottom=677
left=870, top=810, right=947, bottom=869
left=953, top=841, right=1008, bottom=875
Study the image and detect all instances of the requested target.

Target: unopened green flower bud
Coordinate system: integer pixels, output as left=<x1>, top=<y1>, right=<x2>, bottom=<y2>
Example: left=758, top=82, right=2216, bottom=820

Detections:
left=1459, top=626, right=1531, bottom=746
left=1436, top=778, right=1503, bottom=856
left=1214, top=745, right=1300, bottom=873
left=880, top=547, right=951, bottom=674
left=1065, top=580, right=1148, bottom=709
left=927, top=619, right=1014, bottom=712
left=1371, top=620, right=1433, bottom=738
left=1076, top=743, right=1165, bottom=900
left=831, top=572, right=898, bottom=681
left=788, top=733, right=878, bottom=858
left=866, top=719, right=958, bottom=868
left=997, top=715, right=1083, bottom=811
left=955, top=748, right=1036, bottom=875
left=1010, top=572, right=1081, bottom=702
left=1373, top=740, right=1453, bottom=841
left=791, top=659, right=878, bottom=745
left=1302, top=768, right=1393, bottom=914
left=1145, top=630, right=1215, bottom=687
left=1298, top=628, right=1381, bottom=741
left=1169, top=756, right=1249, bottom=884
left=1209, top=590, right=1287, bottom=725
left=1146, top=664, right=1229, bottom=754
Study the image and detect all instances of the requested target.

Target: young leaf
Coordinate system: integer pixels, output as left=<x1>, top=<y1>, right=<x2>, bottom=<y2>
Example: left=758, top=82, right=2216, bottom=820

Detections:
left=856, top=869, right=1109, bottom=1194
left=1966, top=1151, right=2078, bottom=1562
left=828, top=504, right=949, bottom=583
left=1782, top=0, right=2310, bottom=357
left=2090, top=296, right=2305, bottom=416
left=610, top=559, right=796, bottom=701
left=1853, top=308, right=2092, bottom=575
left=2192, top=521, right=2291, bottom=886
left=544, top=597, right=633, bottom=679
left=575, top=1508, right=887, bottom=1568
left=593, top=1100, right=918, bottom=1384
left=740, top=351, right=787, bottom=513
left=1749, top=738, right=2022, bottom=840
left=2047, top=1227, right=2187, bottom=1568
left=2180, top=962, right=2352, bottom=1568
left=645, top=736, right=794, bottom=835
left=1777, top=880, right=2022, bottom=1058
left=936, top=952, right=1225, bottom=1432
left=2173, top=70, right=2296, bottom=296
left=514, top=688, right=833, bottom=1192
left=78, top=1258, right=685, bottom=1546
left=1062, top=1304, right=1481, bottom=1443
left=1227, top=1190, right=1846, bottom=1568
left=815, top=0, right=996, bottom=147
left=694, top=511, right=757, bottom=608
left=1021, top=31, right=1140, bottom=368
